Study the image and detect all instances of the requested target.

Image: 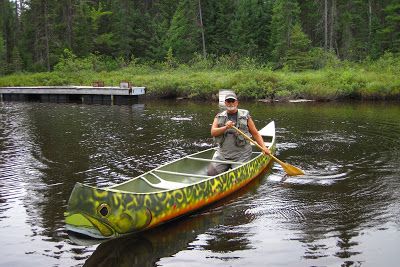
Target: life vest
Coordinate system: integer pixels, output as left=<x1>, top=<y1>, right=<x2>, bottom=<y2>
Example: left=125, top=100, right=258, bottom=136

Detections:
left=214, top=109, right=251, bottom=146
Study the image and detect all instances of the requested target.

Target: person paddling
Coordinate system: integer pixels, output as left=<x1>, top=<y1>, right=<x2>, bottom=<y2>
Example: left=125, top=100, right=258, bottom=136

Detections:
left=207, top=92, right=270, bottom=176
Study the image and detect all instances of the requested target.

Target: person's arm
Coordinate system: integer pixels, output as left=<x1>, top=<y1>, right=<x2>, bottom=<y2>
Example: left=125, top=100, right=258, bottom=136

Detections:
left=247, top=117, right=270, bottom=155
left=211, top=117, right=235, bottom=137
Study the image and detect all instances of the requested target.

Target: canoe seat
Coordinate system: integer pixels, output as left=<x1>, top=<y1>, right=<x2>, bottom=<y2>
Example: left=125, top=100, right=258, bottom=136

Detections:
left=141, top=172, right=187, bottom=190
left=265, top=142, right=272, bottom=147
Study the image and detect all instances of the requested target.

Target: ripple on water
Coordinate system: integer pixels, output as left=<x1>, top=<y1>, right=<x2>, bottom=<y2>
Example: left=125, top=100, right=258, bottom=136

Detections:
left=266, top=160, right=349, bottom=186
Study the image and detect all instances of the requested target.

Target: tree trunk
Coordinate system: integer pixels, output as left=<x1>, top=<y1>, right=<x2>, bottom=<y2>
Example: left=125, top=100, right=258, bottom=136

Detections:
left=330, top=0, right=336, bottom=51
left=65, top=0, right=73, bottom=48
left=43, top=0, right=50, bottom=71
left=198, top=0, right=206, bottom=58
left=368, top=0, right=372, bottom=48
left=14, top=0, right=19, bottom=42
left=324, top=0, right=328, bottom=52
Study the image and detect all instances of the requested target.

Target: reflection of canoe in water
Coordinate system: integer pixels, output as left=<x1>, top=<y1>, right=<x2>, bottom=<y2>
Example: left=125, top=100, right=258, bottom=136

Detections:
left=73, top=205, right=225, bottom=266
left=65, top=121, right=276, bottom=239
left=79, top=209, right=227, bottom=266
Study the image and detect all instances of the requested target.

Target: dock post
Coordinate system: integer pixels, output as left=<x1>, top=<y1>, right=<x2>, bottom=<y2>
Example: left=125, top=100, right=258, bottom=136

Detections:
left=111, top=95, right=114, bottom=105
left=0, top=93, right=2, bottom=102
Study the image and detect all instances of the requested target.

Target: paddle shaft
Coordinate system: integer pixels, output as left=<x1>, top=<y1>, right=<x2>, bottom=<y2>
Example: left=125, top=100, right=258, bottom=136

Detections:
left=232, top=126, right=305, bottom=176
left=232, top=126, right=269, bottom=154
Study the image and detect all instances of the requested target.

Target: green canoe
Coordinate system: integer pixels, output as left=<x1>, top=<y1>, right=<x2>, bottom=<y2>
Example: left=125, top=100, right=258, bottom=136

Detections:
left=65, top=121, right=276, bottom=239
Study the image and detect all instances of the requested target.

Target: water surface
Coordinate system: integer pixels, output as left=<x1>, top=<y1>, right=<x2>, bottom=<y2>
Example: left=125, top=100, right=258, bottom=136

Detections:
left=0, top=100, right=399, bottom=266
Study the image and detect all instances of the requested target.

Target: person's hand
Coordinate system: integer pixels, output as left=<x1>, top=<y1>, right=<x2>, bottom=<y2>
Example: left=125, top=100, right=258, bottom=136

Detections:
left=225, top=120, right=235, bottom=129
left=263, top=147, right=270, bottom=155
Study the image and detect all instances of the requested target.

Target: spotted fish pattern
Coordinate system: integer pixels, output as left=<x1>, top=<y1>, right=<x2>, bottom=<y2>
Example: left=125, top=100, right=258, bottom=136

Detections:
left=65, top=146, right=275, bottom=238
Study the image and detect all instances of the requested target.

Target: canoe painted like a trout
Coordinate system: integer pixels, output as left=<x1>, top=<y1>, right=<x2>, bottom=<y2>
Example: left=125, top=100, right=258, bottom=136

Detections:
left=65, top=121, right=276, bottom=239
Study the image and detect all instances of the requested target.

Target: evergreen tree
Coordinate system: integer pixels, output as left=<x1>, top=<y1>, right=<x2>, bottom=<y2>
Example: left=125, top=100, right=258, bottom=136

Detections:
left=72, top=1, right=93, bottom=57
left=336, top=0, right=372, bottom=60
left=111, top=0, right=155, bottom=61
left=202, top=0, right=235, bottom=56
left=270, top=0, right=301, bottom=67
left=368, top=0, right=386, bottom=59
left=231, top=0, right=273, bottom=59
left=17, top=0, right=60, bottom=71
left=88, top=2, right=114, bottom=55
left=298, top=1, right=321, bottom=47
left=0, top=0, right=16, bottom=68
left=152, top=0, right=180, bottom=60
left=10, top=46, right=23, bottom=72
left=163, top=0, right=201, bottom=62
left=0, top=34, right=7, bottom=74
left=380, top=2, right=400, bottom=53
left=285, top=23, right=313, bottom=71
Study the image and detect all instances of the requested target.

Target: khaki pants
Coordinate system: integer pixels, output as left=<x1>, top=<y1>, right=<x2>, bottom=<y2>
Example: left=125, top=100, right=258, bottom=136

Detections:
left=207, top=149, right=252, bottom=176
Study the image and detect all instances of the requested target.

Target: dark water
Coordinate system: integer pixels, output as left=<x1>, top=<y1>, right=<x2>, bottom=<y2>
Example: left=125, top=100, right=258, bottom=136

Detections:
left=0, top=100, right=399, bottom=267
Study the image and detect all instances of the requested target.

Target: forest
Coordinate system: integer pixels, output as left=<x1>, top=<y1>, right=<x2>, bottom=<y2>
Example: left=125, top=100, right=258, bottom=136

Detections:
left=0, top=0, right=399, bottom=100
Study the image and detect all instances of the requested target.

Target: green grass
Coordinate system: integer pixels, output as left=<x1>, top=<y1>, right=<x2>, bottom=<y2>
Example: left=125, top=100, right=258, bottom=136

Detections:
left=1, top=63, right=399, bottom=101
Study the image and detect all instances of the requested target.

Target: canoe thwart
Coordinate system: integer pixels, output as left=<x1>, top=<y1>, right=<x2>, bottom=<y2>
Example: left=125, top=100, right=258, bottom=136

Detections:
left=144, top=172, right=187, bottom=190
left=186, top=156, right=243, bottom=165
left=154, top=169, right=211, bottom=178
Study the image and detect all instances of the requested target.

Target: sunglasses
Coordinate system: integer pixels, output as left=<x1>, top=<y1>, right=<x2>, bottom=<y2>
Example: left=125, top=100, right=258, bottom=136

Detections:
left=225, top=99, right=236, bottom=103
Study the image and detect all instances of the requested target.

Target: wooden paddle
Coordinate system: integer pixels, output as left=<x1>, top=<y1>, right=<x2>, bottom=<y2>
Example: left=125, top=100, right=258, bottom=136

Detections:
left=232, top=126, right=305, bottom=176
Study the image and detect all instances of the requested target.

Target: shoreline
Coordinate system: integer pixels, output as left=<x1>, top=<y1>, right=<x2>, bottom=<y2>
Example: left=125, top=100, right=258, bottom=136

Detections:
left=1, top=66, right=399, bottom=102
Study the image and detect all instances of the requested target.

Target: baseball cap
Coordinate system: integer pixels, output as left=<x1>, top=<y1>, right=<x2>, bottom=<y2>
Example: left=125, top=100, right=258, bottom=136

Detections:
left=225, top=92, right=237, bottom=101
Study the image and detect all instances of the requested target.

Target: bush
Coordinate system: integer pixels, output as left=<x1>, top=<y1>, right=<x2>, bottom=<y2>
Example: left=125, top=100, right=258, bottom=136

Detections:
left=54, top=49, right=92, bottom=72
left=214, top=53, right=241, bottom=71
left=368, top=52, right=400, bottom=74
left=309, top=48, right=341, bottom=69
left=189, top=53, right=215, bottom=70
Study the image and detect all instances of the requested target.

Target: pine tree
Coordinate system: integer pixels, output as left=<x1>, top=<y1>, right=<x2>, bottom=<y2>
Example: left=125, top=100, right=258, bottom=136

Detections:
left=163, top=0, right=201, bottom=62
left=0, top=0, right=17, bottom=69
left=72, top=1, right=94, bottom=57
left=201, top=0, right=235, bottom=56
left=231, top=0, right=273, bottom=59
left=0, top=34, right=7, bottom=74
left=270, top=0, right=301, bottom=67
left=335, top=0, right=371, bottom=60
left=298, top=1, right=321, bottom=47
left=88, top=2, right=114, bottom=55
left=380, top=2, right=400, bottom=53
left=111, top=0, right=156, bottom=61
left=10, top=46, right=23, bottom=72
left=285, top=23, right=313, bottom=71
left=368, top=0, right=385, bottom=59
left=152, top=0, right=180, bottom=60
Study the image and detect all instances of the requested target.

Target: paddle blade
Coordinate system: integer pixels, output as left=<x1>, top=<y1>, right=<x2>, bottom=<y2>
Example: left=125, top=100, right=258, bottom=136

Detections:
left=270, top=154, right=304, bottom=176
left=281, top=162, right=305, bottom=176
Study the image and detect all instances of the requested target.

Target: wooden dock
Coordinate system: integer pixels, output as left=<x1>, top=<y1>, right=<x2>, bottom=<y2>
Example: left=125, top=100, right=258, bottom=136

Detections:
left=0, top=86, right=145, bottom=105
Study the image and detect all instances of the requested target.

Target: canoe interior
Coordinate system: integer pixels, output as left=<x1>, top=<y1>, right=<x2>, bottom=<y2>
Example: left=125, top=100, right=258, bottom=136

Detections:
left=110, top=145, right=264, bottom=194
